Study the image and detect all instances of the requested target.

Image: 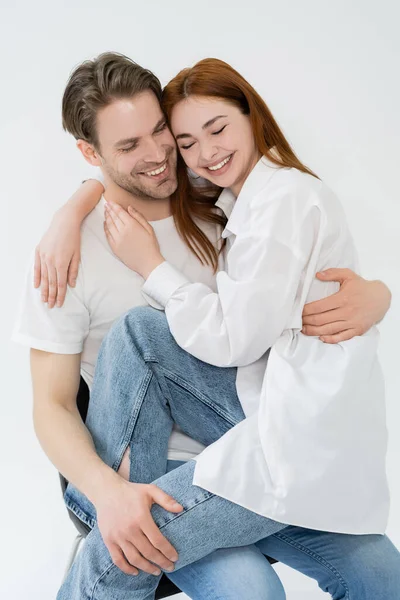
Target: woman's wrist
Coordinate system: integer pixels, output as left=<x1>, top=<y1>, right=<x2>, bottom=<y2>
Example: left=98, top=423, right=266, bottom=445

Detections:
left=141, top=255, right=165, bottom=280
left=65, top=179, right=105, bottom=223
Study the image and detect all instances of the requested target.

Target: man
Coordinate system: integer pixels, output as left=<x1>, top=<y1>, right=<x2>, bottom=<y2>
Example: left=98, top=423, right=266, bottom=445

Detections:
left=13, top=53, right=398, bottom=599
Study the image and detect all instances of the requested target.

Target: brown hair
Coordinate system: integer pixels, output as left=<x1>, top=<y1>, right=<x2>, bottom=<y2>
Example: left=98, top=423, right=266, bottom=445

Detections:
left=163, top=58, right=318, bottom=271
left=62, top=52, right=162, bottom=150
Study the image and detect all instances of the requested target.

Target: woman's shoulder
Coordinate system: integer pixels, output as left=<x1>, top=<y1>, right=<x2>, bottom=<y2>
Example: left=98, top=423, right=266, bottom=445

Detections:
left=253, top=163, right=338, bottom=213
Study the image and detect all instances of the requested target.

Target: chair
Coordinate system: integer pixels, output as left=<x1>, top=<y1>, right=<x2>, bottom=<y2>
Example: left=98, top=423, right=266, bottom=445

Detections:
left=61, top=377, right=277, bottom=597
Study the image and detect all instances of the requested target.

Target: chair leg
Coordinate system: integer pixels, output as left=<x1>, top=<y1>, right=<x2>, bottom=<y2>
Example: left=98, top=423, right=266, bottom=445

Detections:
left=62, top=533, right=84, bottom=583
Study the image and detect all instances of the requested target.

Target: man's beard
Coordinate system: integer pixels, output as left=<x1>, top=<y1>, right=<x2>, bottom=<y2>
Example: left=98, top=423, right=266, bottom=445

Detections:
left=103, top=151, right=178, bottom=201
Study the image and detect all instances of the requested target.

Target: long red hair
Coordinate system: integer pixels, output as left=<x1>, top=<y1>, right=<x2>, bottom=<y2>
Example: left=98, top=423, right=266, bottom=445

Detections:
left=163, top=58, right=317, bottom=271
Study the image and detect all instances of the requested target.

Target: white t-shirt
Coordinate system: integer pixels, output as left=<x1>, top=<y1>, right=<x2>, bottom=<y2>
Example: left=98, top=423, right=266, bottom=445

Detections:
left=13, top=197, right=222, bottom=461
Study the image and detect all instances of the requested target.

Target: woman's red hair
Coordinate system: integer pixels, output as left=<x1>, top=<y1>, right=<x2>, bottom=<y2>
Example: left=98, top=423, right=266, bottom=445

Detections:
left=163, top=58, right=317, bottom=271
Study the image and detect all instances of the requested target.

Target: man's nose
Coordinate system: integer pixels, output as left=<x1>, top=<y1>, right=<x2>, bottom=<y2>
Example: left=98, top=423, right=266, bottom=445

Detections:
left=143, top=137, right=166, bottom=164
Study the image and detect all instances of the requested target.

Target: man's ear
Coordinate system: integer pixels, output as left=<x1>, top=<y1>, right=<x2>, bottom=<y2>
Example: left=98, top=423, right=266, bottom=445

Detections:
left=76, top=139, right=102, bottom=166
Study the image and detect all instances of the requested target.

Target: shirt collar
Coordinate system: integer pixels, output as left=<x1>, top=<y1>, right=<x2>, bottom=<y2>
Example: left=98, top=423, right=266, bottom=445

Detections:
left=215, top=155, right=280, bottom=238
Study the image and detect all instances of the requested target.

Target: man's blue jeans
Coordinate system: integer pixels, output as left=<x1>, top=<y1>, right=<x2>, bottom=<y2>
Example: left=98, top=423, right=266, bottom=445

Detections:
left=60, top=307, right=400, bottom=600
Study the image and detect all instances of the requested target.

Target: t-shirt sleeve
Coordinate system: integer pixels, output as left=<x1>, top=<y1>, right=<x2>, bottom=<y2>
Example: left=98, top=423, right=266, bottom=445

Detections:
left=12, top=254, right=90, bottom=354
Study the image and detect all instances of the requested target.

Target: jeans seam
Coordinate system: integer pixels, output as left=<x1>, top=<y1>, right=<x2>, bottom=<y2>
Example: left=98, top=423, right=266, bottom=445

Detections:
left=159, top=365, right=240, bottom=427
left=271, top=531, right=350, bottom=598
left=90, top=562, right=118, bottom=600
left=111, top=368, right=153, bottom=471
left=157, top=488, right=216, bottom=530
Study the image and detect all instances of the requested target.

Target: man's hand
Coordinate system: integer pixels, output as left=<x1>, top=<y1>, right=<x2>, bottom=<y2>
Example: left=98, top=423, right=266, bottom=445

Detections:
left=95, top=477, right=183, bottom=576
left=302, top=268, right=392, bottom=343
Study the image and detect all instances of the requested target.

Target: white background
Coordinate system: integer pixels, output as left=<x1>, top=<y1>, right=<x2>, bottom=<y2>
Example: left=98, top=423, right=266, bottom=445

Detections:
left=1, top=1, right=399, bottom=598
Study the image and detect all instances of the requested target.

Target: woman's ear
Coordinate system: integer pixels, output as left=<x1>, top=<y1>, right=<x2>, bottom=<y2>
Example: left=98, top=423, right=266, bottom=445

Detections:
left=76, top=139, right=102, bottom=167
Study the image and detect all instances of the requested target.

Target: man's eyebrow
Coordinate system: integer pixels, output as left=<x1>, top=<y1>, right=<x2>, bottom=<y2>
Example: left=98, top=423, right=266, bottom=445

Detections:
left=115, top=136, right=139, bottom=148
left=175, top=115, right=228, bottom=141
left=114, top=118, right=166, bottom=148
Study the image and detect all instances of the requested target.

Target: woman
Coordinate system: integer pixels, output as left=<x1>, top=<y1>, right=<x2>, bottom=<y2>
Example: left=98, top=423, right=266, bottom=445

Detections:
left=49, top=59, right=399, bottom=599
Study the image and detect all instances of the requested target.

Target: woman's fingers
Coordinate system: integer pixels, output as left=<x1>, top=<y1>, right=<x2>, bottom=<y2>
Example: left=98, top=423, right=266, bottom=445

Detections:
left=68, top=252, right=80, bottom=288
left=104, top=221, right=115, bottom=244
left=40, top=261, right=49, bottom=303
left=128, top=206, right=154, bottom=234
left=104, top=203, right=124, bottom=232
left=34, top=248, right=41, bottom=288
left=54, top=265, right=68, bottom=308
left=105, top=200, right=131, bottom=227
left=47, top=265, right=59, bottom=309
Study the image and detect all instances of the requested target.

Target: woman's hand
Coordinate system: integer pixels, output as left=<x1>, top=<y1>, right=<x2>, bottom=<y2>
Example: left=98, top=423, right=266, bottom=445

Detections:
left=34, top=208, right=81, bottom=308
left=302, top=268, right=392, bottom=343
left=104, top=200, right=165, bottom=279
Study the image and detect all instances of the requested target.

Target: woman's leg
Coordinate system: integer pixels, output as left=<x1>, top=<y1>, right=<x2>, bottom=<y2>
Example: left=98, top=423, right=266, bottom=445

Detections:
left=256, top=527, right=400, bottom=600
left=165, top=461, right=285, bottom=600
left=84, top=305, right=245, bottom=486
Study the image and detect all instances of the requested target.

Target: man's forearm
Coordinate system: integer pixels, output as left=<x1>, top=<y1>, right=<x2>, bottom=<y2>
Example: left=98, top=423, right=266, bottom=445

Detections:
left=33, top=402, right=119, bottom=505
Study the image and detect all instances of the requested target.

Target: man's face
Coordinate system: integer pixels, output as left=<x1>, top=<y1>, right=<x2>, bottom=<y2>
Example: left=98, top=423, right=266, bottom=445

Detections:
left=95, top=91, right=178, bottom=199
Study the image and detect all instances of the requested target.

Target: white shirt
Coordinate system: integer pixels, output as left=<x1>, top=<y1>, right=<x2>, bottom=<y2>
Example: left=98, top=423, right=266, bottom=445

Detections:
left=13, top=197, right=223, bottom=462
left=142, top=157, right=390, bottom=534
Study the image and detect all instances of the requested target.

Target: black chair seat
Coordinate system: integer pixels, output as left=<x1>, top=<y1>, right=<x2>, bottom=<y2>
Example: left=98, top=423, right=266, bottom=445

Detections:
left=60, top=377, right=276, bottom=598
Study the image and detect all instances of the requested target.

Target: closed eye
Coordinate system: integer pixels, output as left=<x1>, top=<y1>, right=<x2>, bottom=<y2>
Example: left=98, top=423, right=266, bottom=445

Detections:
left=212, top=125, right=227, bottom=135
left=180, top=141, right=195, bottom=150
left=120, top=145, right=137, bottom=153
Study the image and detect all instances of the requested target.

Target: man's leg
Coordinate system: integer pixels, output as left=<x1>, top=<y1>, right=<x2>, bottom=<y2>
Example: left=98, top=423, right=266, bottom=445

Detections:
left=256, top=527, right=400, bottom=599
left=61, top=308, right=285, bottom=600
left=58, top=461, right=287, bottom=600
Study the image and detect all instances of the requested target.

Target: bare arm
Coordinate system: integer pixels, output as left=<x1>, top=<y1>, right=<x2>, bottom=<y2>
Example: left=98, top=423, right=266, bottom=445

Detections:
left=30, top=349, right=116, bottom=502
left=30, top=349, right=181, bottom=574
left=35, top=179, right=105, bottom=308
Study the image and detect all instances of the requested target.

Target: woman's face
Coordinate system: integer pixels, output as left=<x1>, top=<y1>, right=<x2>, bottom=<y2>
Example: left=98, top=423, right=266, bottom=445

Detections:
left=170, top=96, right=261, bottom=196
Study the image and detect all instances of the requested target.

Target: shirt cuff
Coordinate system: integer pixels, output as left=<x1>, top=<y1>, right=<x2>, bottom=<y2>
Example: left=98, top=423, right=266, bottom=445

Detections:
left=142, top=261, right=190, bottom=308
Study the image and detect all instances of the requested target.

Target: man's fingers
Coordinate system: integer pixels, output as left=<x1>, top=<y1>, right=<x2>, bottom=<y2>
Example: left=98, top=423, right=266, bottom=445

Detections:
left=121, top=543, right=161, bottom=576
left=143, top=518, right=179, bottom=564
left=34, top=248, right=41, bottom=288
left=108, top=543, right=139, bottom=576
left=302, top=293, right=342, bottom=317
left=302, top=321, right=347, bottom=337
left=40, top=261, right=49, bottom=303
left=320, top=329, right=357, bottom=344
left=316, top=268, right=356, bottom=283
left=302, top=308, right=344, bottom=327
left=149, top=484, right=183, bottom=514
left=126, top=532, right=173, bottom=572
left=128, top=206, right=153, bottom=234
left=68, top=252, right=80, bottom=288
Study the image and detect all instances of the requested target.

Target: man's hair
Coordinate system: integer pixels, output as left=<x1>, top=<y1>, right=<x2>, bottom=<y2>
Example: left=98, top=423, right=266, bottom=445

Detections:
left=62, top=52, right=162, bottom=149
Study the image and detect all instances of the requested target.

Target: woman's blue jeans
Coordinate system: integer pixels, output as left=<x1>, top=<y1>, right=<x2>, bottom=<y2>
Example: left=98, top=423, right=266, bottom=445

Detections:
left=59, top=307, right=400, bottom=600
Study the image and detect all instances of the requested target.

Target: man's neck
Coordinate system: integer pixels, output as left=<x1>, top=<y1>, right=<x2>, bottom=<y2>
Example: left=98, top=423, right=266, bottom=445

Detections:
left=103, top=180, right=172, bottom=222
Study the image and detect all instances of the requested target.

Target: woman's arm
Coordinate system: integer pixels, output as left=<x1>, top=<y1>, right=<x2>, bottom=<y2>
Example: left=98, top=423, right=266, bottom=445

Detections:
left=35, top=178, right=104, bottom=308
